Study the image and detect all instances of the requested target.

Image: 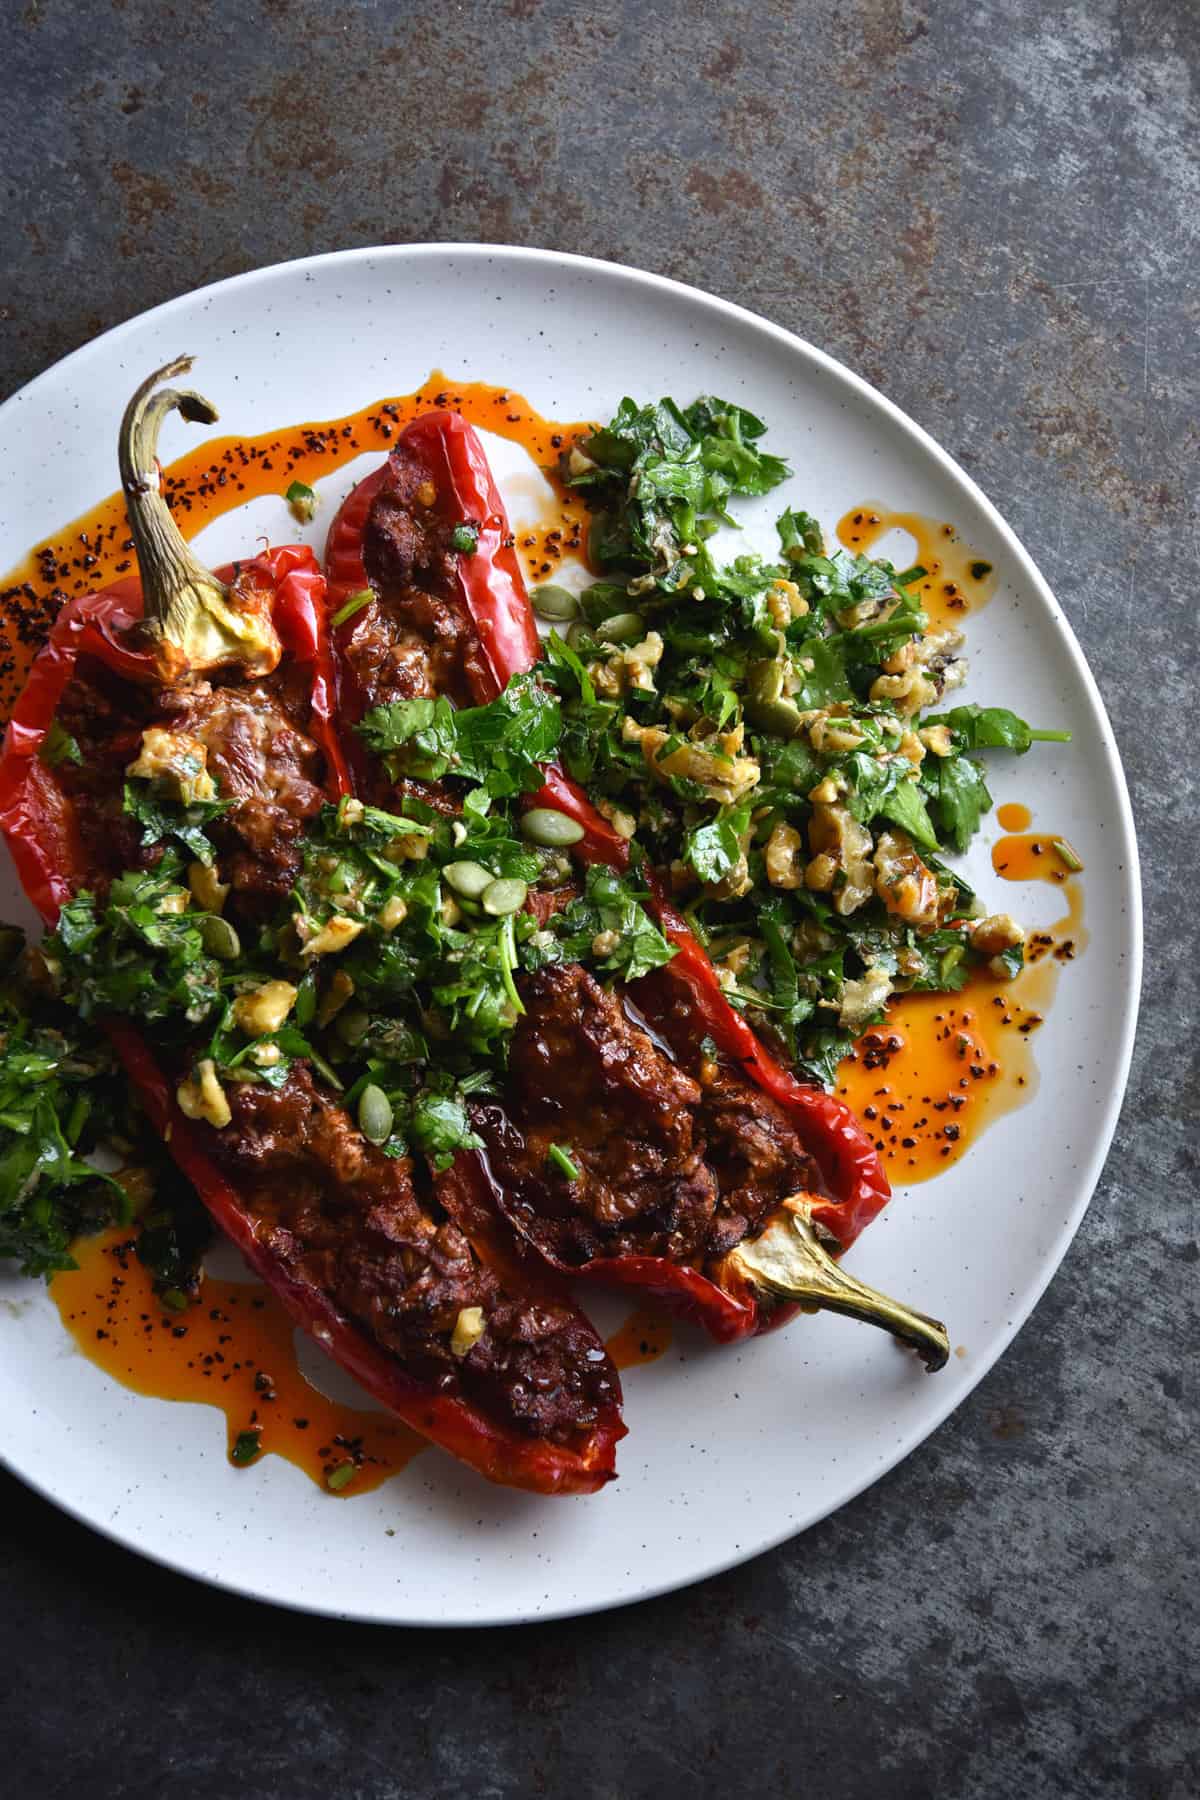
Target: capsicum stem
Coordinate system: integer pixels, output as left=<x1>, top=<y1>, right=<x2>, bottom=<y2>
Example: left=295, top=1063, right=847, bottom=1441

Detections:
left=119, top=357, right=281, bottom=682
left=720, top=1197, right=950, bottom=1371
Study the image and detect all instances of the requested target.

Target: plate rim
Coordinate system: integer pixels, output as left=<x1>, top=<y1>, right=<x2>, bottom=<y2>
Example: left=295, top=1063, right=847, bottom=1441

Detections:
left=0, top=242, right=1144, bottom=1626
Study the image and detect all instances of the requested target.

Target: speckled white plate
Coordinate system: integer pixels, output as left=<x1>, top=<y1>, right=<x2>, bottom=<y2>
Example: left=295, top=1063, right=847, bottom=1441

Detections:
left=0, top=246, right=1140, bottom=1626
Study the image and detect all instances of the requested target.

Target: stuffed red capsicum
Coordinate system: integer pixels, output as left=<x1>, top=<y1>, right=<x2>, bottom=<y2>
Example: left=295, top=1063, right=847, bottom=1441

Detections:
left=0, top=361, right=625, bottom=1493
left=325, top=416, right=948, bottom=1369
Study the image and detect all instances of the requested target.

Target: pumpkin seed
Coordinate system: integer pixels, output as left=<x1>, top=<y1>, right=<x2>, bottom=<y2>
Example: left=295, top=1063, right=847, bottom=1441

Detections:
left=443, top=860, right=493, bottom=899
left=530, top=583, right=580, bottom=623
left=481, top=877, right=528, bottom=917
left=198, top=914, right=241, bottom=961
left=521, top=808, right=585, bottom=847
left=595, top=610, right=645, bottom=645
left=357, top=1083, right=394, bottom=1145
left=335, top=1006, right=370, bottom=1046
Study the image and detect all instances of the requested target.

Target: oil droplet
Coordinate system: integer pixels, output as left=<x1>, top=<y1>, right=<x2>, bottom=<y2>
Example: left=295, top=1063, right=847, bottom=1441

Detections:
left=992, top=831, right=1083, bottom=888
left=836, top=981, right=1034, bottom=1180
left=51, top=1230, right=427, bottom=1494
left=835, top=504, right=997, bottom=629
left=606, top=1304, right=673, bottom=1370
left=996, top=801, right=1032, bottom=831
left=837, top=839, right=1084, bottom=1181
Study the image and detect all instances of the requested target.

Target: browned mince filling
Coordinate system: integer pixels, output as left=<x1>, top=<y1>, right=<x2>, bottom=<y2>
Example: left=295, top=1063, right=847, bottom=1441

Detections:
left=155, top=672, right=325, bottom=910
left=210, top=1066, right=617, bottom=1443
left=473, top=965, right=824, bottom=1269
left=53, top=655, right=326, bottom=912
left=52, top=654, right=161, bottom=880
left=338, top=440, right=491, bottom=719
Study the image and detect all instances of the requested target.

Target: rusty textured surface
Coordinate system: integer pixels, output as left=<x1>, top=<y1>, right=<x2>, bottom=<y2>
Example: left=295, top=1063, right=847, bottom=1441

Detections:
left=2, top=1, right=1197, bottom=1795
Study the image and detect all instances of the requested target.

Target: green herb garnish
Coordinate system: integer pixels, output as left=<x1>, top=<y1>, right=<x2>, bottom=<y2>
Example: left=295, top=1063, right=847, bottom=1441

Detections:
left=547, top=1143, right=580, bottom=1181
left=284, top=479, right=317, bottom=524
left=331, top=588, right=374, bottom=629
left=40, top=722, right=82, bottom=768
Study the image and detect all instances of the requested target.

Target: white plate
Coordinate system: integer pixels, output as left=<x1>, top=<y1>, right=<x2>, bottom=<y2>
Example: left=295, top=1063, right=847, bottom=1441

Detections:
left=0, top=246, right=1141, bottom=1626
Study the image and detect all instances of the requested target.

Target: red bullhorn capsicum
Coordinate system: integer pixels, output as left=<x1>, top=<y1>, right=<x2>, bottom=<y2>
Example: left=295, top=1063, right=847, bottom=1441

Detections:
left=0, top=361, right=351, bottom=913
left=109, top=1021, right=622, bottom=1494
left=0, top=362, right=624, bottom=1493
left=325, top=408, right=540, bottom=703
left=327, top=416, right=949, bottom=1371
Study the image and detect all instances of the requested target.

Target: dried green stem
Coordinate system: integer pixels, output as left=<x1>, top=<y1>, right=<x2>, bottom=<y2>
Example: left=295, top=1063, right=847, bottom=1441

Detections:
left=118, top=357, right=280, bottom=681
left=725, top=1198, right=950, bottom=1371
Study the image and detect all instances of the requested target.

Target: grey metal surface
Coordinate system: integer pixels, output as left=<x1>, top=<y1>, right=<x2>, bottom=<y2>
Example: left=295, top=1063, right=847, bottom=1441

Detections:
left=2, top=2, right=1195, bottom=1794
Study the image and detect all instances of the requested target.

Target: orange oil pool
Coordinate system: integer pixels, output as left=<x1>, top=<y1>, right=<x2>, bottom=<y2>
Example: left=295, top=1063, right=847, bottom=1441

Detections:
left=51, top=1230, right=427, bottom=1495
left=836, top=818, right=1084, bottom=1181
left=0, top=370, right=595, bottom=718
left=606, top=1304, right=673, bottom=1370
left=836, top=504, right=997, bottom=629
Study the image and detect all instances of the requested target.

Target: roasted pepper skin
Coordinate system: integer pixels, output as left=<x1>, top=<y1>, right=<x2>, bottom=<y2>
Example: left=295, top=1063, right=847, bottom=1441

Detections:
left=110, top=1024, right=623, bottom=1494
left=0, top=544, right=623, bottom=1493
left=327, top=423, right=894, bottom=1343
left=325, top=410, right=540, bottom=703
left=0, top=546, right=350, bottom=915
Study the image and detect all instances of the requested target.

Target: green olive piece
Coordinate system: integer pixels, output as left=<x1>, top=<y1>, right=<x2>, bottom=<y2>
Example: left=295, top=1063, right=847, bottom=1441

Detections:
left=745, top=657, right=802, bottom=738
left=521, top=808, right=585, bottom=847
left=530, top=583, right=580, bottom=623
left=335, top=1006, right=370, bottom=1046
left=595, top=611, right=645, bottom=645
left=752, top=697, right=806, bottom=738
left=481, top=877, right=528, bottom=917
left=751, top=622, right=787, bottom=659
left=357, top=1083, right=394, bottom=1145
left=443, top=860, right=494, bottom=899
left=198, top=914, right=241, bottom=961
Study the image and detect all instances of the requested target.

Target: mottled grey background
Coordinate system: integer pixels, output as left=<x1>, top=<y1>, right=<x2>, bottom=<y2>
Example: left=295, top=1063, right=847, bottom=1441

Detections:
left=2, top=1, right=1196, bottom=1795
